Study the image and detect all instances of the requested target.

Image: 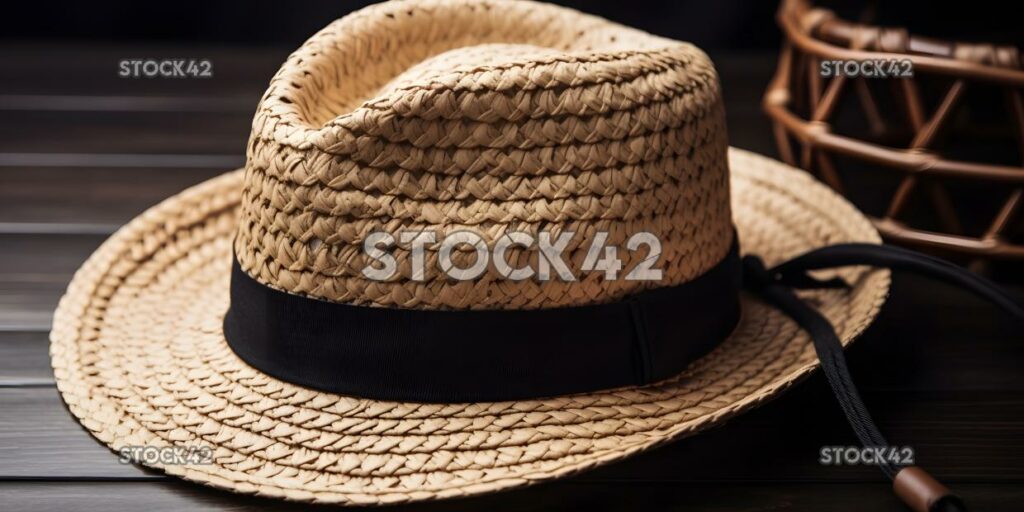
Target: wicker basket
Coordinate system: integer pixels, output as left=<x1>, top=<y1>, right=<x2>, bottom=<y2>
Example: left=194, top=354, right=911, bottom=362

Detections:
left=764, top=0, right=1024, bottom=267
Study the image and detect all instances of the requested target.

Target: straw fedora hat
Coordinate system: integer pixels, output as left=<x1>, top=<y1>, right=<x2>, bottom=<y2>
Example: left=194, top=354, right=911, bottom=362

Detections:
left=50, top=0, right=941, bottom=506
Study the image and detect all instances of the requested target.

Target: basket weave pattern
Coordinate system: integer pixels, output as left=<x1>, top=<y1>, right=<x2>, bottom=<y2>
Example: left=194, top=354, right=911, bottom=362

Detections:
left=765, top=0, right=1024, bottom=261
left=235, top=0, right=733, bottom=309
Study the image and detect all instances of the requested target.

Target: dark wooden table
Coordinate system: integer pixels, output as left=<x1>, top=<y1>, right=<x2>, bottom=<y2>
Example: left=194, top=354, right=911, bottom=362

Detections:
left=1, top=44, right=1022, bottom=511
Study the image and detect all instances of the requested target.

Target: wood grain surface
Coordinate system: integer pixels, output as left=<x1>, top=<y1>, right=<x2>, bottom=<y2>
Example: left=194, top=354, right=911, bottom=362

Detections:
left=0, top=44, right=1020, bottom=511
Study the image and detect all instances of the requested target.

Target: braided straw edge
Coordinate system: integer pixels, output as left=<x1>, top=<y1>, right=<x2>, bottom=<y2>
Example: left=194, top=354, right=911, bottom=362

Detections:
left=50, top=148, right=889, bottom=505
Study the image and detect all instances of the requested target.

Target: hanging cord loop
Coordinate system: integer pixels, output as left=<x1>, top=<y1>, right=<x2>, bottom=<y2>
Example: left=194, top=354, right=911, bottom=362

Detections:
left=742, top=243, right=1023, bottom=512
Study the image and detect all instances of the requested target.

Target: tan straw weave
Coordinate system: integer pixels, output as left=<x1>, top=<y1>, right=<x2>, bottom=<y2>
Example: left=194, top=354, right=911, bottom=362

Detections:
left=236, top=0, right=734, bottom=309
left=51, top=0, right=889, bottom=505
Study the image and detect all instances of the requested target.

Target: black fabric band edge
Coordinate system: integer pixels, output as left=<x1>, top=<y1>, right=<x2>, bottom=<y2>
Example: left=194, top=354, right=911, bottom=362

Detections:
left=223, top=237, right=742, bottom=403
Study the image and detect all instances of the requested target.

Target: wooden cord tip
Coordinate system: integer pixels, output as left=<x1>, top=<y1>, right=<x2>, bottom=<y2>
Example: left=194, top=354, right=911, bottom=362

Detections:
left=893, top=466, right=966, bottom=512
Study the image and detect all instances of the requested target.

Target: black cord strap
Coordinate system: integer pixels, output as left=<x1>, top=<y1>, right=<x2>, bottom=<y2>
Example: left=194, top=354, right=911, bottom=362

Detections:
left=742, top=244, right=1023, bottom=512
left=224, top=233, right=1020, bottom=511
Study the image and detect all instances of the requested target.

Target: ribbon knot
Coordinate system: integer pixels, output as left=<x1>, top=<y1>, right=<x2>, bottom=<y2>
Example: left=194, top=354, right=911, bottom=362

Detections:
left=741, top=254, right=850, bottom=292
left=739, top=254, right=775, bottom=292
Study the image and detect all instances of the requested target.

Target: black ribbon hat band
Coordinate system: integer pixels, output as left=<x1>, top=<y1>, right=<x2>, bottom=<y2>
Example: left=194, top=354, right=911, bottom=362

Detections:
left=224, top=238, right=743, bottom=403
left=224, top=232, right=1024, bottom=512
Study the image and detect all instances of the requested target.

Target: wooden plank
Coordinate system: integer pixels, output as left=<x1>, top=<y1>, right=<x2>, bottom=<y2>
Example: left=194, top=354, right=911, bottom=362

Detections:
left=0, top=110, right=251, bottom=155
left=0, top=94, right=256, bottom=113
left=0, top=235, right=104, bottom=330
left=0, top=168, right=233, bottom=228
left=0, top=387, right=159, bottom=479
left=1, top=480, right=1021, bottom=512
left=0, top=51, right=777, bottom=229
left=0, top=155, right=242, bottom=168
left=0, top=89, right=772, bottom=230
left=3, top=297, right=1024, bottom=390
left=3, top=247, right=1019, bottom=481
left=0, top=331, right=52, bottom=385
left=0, top=43, right=285, bottom=97
left=0, top=46, right=1020, bottom=507
left=2, top=381, right=1022, bottom=481
left=3, top=230, right=1020, bottom=389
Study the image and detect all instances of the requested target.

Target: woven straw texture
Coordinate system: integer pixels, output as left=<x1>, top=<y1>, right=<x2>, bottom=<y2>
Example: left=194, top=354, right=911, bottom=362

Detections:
left=51, top=0, right=890, bottom=506
left=51, top=149, right=888, bottom=505
left=235, top=0, right=732, bottom=309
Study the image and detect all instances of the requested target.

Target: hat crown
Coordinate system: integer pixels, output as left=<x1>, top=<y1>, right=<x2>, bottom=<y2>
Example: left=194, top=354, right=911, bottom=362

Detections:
left=235, top=0, right=733, bottom=310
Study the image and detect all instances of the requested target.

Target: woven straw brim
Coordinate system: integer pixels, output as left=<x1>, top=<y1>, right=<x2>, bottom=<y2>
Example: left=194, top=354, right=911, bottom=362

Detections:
left=51, top=148, right=889, bottom=505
